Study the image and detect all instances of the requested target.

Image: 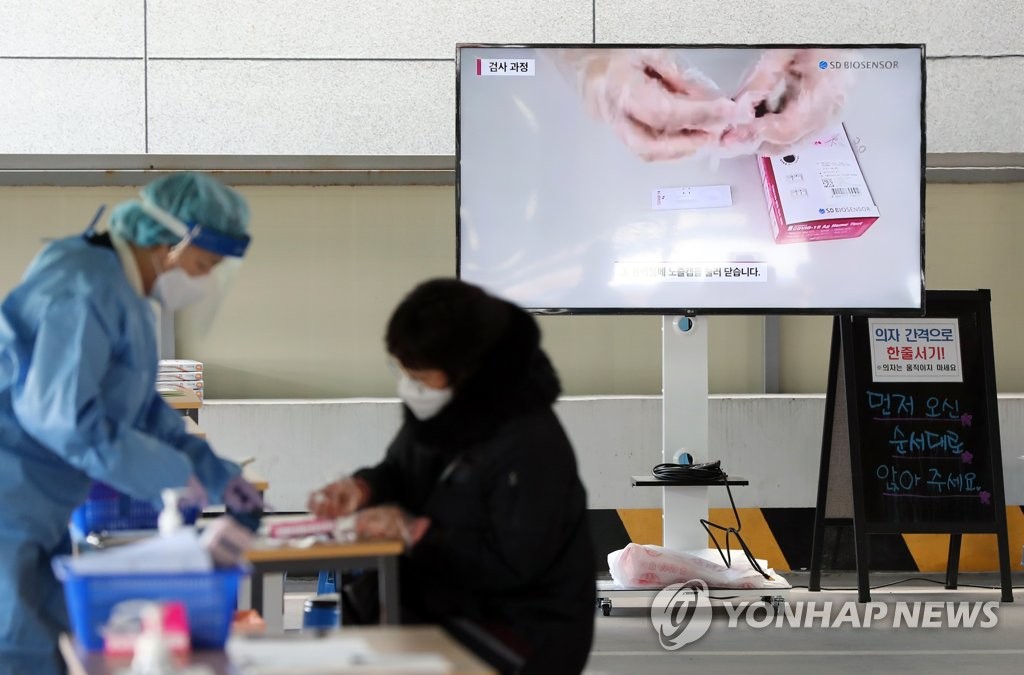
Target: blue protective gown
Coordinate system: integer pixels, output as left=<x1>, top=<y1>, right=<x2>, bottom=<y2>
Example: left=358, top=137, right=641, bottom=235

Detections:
left=0, top=234, right=239, bottom=673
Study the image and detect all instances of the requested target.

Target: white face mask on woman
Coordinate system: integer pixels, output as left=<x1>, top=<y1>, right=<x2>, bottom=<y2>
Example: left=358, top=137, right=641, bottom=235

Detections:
left=397, top=372, right=453, bottom=420
left=151, top=267, right=210, bottom=311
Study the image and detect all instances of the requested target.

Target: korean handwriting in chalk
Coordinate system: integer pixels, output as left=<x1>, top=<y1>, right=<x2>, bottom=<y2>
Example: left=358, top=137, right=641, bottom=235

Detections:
left=867, top=391, right=987, bottom=504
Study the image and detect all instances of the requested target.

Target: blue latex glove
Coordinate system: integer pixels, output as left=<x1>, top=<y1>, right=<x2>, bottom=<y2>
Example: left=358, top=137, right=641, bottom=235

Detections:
left=224, top=475, right=263, bottom=512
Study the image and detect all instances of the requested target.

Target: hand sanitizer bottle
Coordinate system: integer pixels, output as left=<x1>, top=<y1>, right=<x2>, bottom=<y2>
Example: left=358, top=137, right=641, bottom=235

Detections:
left=158, top=489, right=184, bottom=537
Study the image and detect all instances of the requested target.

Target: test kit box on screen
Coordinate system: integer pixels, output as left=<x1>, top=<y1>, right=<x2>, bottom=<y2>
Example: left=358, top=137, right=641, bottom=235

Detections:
left=759, top=124, right=880, bottom=244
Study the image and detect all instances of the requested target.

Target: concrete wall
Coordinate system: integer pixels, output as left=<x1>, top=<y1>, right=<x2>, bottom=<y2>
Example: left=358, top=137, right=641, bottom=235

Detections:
left=0, top=1, right=1021, bottom=158
left=199, top=395, right=1024, bottom=512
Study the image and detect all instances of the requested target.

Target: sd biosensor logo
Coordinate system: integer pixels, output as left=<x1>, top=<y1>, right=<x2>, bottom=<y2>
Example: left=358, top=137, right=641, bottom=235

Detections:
left=823, top=59, right=900, bottom=70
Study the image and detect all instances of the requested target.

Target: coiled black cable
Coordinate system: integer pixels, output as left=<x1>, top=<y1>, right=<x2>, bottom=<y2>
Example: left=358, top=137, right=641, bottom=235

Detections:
left=653, top=461, right=727, bottom=482
left=653, top=461, right=771, bottom=580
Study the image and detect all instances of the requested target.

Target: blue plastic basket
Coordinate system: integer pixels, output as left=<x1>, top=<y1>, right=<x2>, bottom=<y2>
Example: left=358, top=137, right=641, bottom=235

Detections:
left=55, top=561, right=244, bottom=651
left=70, top=482, right=200, bottom=536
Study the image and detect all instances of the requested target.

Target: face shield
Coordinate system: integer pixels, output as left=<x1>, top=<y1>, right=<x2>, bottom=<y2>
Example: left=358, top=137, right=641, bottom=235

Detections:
left=136, top=196, right=250, bottom=351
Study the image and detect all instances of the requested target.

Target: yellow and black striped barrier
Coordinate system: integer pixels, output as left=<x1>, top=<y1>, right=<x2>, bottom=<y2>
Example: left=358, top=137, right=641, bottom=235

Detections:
left=589, top=507, right=1024, bottom=573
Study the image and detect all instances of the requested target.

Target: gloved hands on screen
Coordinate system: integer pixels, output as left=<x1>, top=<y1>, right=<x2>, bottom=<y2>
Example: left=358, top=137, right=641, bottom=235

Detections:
left=556, top=47, right=856, bottom=160
left=721, top=48, right=853, bottom=155
left=571, top=49, right=740, bottom=161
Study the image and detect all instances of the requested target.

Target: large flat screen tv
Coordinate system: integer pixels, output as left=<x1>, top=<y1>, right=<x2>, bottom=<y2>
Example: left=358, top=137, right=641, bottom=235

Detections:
left=457, top=44, right=925, bottom=314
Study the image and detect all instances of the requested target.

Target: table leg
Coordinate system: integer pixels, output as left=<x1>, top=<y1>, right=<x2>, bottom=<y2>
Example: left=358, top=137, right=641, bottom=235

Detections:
left=262, top=573, right=285, bottom=633
left=336, top=568, right=345, bottom=628
left=237, top=575, right=252, bottom=611
left=378, top=556, right=400, bottom=625
left=251, top=570, right=264, bottom=618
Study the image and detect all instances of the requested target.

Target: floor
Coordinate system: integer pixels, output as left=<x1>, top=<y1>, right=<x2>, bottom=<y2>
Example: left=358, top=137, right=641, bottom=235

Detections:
left=283, top=571, right=1024, bottom=674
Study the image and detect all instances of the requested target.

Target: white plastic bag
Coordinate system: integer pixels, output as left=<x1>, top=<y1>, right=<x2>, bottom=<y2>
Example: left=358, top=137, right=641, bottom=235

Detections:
left=608, top=543, right=780, bottom=589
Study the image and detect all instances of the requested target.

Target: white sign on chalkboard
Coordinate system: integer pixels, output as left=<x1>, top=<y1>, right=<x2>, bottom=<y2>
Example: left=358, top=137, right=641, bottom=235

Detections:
left=868, top=318, right=963, bottom=383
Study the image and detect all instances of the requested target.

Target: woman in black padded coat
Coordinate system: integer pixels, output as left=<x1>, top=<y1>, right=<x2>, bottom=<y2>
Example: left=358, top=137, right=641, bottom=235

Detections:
left=309, top=278, right=594, bottom=674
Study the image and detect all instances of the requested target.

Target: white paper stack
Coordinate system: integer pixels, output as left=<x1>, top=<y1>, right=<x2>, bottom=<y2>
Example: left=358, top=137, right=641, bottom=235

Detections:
left=158, top=360, right=204, bottom=400
left=55, top=530, right=213, bottom=577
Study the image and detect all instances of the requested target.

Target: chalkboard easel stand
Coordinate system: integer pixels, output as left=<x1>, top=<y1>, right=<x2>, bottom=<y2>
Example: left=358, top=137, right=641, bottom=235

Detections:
left=809, top=292, right=1013, bottom=603
left=809, top=318, right=845, bottom=595
left=809, top=316, right=875, bottom=601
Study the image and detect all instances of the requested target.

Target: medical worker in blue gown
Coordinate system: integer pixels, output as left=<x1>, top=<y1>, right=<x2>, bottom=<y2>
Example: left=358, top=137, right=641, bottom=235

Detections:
left=0, top=172, right=263, bottom=674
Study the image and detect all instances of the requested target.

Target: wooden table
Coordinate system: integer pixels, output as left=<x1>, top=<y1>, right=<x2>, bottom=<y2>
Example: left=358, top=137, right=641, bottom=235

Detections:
left=62, top=626, right=496, bottom=674
left=160, top=386, right=202, bottom=422
left=245, top=539, right=405, bottom=631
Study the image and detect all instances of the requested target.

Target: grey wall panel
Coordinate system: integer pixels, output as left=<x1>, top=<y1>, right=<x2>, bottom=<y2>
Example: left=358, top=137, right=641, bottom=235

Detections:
left=0, top=60, right=145, bottom=153
left=595, top=0, right=1022, bottom=57
left=0, top=0, right=143, bottom=57
left=0, top=1, right=1020, bottom=157
left=147, top=0, right=592, bottom=59
left=927, top=58, right=1024, bottom=154
left=147, top=60, right=453, bottom=154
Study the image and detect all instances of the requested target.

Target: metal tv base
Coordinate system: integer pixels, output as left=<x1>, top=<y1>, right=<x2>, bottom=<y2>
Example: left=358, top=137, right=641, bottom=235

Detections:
left=595, top=574, right=791, bottom=617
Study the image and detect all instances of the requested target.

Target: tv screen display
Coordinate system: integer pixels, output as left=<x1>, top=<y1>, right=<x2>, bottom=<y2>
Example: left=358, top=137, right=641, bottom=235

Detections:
left=457, top=45, right=924, bottom=314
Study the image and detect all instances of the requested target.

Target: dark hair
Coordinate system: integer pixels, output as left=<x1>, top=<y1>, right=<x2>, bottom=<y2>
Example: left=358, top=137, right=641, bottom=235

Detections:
left=385, top=278, right=511, bottom=385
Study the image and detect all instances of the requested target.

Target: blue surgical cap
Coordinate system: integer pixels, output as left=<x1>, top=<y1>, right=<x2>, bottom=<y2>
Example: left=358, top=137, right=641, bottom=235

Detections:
left=109, top=172, right=250, bottom=249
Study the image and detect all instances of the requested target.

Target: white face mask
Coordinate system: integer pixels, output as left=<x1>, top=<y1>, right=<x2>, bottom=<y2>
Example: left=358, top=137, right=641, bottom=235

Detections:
left=397, top=372, right=453, bottom=420
left=151, top=267, right=209, bottom=311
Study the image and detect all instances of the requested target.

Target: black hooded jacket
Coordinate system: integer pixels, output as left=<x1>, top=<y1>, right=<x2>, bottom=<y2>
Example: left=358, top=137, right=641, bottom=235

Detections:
left=354, top=302, right=594, bottom=673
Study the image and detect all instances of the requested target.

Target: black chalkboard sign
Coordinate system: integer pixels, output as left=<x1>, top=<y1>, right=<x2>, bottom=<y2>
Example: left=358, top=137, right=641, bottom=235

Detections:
left=809, top=290, right=1013, bottom=602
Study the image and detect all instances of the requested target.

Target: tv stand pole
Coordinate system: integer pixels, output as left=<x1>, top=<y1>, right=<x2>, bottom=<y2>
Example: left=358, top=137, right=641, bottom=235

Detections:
left=662, top=315, right=709, bottom=550
left=594, top=316, right=792, bottom=616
